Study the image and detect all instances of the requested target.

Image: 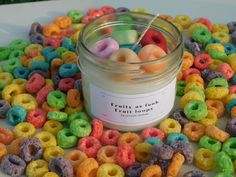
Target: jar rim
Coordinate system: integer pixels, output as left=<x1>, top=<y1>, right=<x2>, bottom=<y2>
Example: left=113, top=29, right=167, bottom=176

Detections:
left=78, top=12, right=183, bottom=70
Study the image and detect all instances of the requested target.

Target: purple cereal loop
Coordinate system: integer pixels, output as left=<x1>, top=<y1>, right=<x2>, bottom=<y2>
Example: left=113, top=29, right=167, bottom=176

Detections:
left=151, top=143, right=174, bottom=160
left=125, top=163, right=148, bottom=177
left=171, top=108, right=190, bottom=126
left=226, top=118, right=236, bottom=136
left=200, top=69, right=212, bottom=80
left=30, top=33, right=44, bottom=45
left=231, top=31, right=236, bottom=46
left=205, top=71, right=225, bottom=84
left=90, top=38, right=119, bottom=58
left=0, top=99, right=11, bottom=119
left=171, top=141, right=194, bottom=164
left=183, top=170, right=207, bottom=177
left=49, top=157, right=73, bottom=177
left=115, top=7, right=130, bottom=13
left=227, top=21, right=236, bottom=33
left=0, top=154, right=26, bottom=177
left=29, top=22, right=43, bottom=36
left=20, top=137, right=43, bottom=163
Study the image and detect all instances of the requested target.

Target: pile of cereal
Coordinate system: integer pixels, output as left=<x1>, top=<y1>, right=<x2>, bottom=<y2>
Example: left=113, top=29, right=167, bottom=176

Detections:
left=0, top=5, right=236, bottom=177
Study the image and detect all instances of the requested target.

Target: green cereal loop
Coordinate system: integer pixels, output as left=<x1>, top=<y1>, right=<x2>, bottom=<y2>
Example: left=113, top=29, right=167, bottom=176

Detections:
left=189, top=87, right=205, bottom=99
left=112, top=30, right=138, bottom=45
left=176, top=80, right=186, bottom=96
left=9, top=49, right=25, bottom=59
left=57, top=128, right=77, bottom=149
left=9, top=39, right=29, bottom=50
left=222, top=137, right=236, bottom=160
left=209, top=49, right=228, bottom=62
left=192, top=27, right=212, bottom=44
left=214, top=172, right=234, bottom=177
left=3, top=57, right=22, bottom=73
left=55, top=47, right=68, bottom=56
left=47, top=111, right=68, bottom=122
left=47, top=91, right=67, bottom=109
left=0, top=47, right=11, bottom=61
left=215, top=151, right=234, bottom=174
left=70, top=119, right=91, bottom=137
left=184, top=99, right=208, bottom=121
left=207, top=78, right=229, bottom=88
left=67, top=112, right=90, bottom=125
left=67, top=9, right=84, bottom=23
left=199, top=136, right=222, bottom=153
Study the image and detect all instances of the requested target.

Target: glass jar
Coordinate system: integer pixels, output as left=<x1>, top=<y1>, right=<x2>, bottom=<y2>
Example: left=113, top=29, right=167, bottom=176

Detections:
left=78, top=12, right=183, bottom=131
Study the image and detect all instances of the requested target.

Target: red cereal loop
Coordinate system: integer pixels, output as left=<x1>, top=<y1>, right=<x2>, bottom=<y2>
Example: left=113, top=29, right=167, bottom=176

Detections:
left=195, top=17, right=212, bottom=31
left=27, top=108, right=47, bottom=128
left=116, top=144, right=135, bottom=169
left=44, top=36, right=61, bottom=49
left=36, top=85, right=54, bottom=105
left=0, top=127, right=14, bottom=145
left=90, top=119, right=103, bottom=139
left=100, top=6, right=115, bottom=14
left=77, top=136, right=102, bottom=158
left=82, top=15, right=95, bottom=24
left=229, top=85, right=236, bottom=94
left=140, top=29, right=168, bottom=53
left=87, top=8, right=104, bottom=17
left=194, top=53, right=212, bottom=70
left=26, top=73, right=45, bottom=94
left=73, top=73, right=81, bottom=80
left=58, top=78, right=75, bottom=92
left=101, top=130, right=121, bottom=146
left=217, top=63, right=234, bottom=80
left=182, top=68, right=201, bottom=80
left=41, top=102, right=59, bottom=113
left=27, top=49, right=41, bottom=58
left=141, top=127, right=165, bottom=141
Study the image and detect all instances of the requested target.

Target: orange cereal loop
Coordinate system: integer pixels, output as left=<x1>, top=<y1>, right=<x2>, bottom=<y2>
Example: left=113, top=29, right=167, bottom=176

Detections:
left=231, top=106, right=236, bottom=118
left=51, top=58, right=63, bottom=76
left=183, top=122, right=205, bottom=142
left=118, top=132, right=142, bottom=148
left=65, top=150, right=87, bottom=174
left=64, top=57, right=78, bottom=64
left=222, top=94, right=236, bottom=106
left=0, top=143, right=7, bottom=160
left=167, top=153, right=185, bottom=177
left=43, top=23, right=61, bottom=37
left=141, top=165, right=162, bottom=177
left=0, top=127, right=14, bottom=145
left=76, top=158, right=98, bottom=177
left=41, top=102, right=59, bottom=113
left=205, top=99, right=225, bottom=118
left=20, top=55, right=31, bottom=67
left=8, top=138, right=23, bottom=156
left=54, top=16, right=72, bottom=29
left=97, top=145, right=117, bottom=164
left=205, top=125, right=229, bottom=142
left=67, top=89, right=81, bottom=108
left=159, top=15, right=175, bottom=22
left=185, top=74, right=204, bottom=85
left=181, top=51, right=194, bottom=71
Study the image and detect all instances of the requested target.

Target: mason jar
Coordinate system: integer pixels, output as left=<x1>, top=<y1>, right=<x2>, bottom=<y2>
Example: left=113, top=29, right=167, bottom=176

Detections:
left=77, top=12, right=183, bottom=131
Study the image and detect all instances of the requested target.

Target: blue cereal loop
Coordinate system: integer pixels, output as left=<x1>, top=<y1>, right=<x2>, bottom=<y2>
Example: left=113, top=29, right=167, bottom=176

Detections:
left=166, top=133, right=189, bottom=145
left=226, top=99, right=236, bottom=113
left=13, top=67, right=30, bottom=79
left=30, top=61, right=49, bottom=71
left=6, top=106, right=27, bottom=126
left=59, top=63, right=79, bottom=78
left=144, top=137, right=162, bottom=145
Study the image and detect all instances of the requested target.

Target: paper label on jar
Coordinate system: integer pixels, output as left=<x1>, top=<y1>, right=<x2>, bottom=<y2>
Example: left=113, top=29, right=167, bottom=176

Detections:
left=90, top=79, right=176, bottom=124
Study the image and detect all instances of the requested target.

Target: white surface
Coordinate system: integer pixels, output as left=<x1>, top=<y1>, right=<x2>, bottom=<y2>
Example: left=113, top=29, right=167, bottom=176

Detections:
left=0, top=0, right=235, bottom=176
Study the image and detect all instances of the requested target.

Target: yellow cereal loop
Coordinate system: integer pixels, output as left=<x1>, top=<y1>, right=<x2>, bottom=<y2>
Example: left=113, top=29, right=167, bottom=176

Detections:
left=212, top=24, right=229, bottom=33
left=45, top=79, right=54, bottom=87
left=12, top=93, right=38, bottom=111
left=228, top=53, right=236, bottom=72
left=0, top=72, right=14, bottom=87
left=118, top=132, right=142, bottom=148
left=188, top=23, right=208, bottom=36
left=11, top=78, right=27, bottom=92
left=43, top=172, right=59, bottom=177
left=2, top=84, right=23, bottom=102
left=43, top=120, right=63, bottom=136
left=61, top=51, right=77, bottom=63
left=43, top=146, right=64, bottom=162
left=32, top=55, right=46, bottom=62
left=71, top=31, right=81, bottom=44
left=72, top=23, right=84, bottom=31
left=64, top=104, right=83, bottom=114
left=35, top=131, right=57, bottom=148
left=198, top=111, right=217, bottom=126
left=26, top=159, right=49, bottom=177
left=134, top=143, right=152, bottom=163
left=184, top=81, right=204, bottom=94
left=180, top=91, right=204, bottom=108
left=181, top=51, right=194, bottom=71
left=212, top=32, right=230, bottom=44
left=96, top=163, right=125, bottom=177
left=209, top=59, right=224, bottom=70
left=24, top=44, right=43, bottom=54
left=205, top=43, right=225, bottom=53
left=132, top=8, right=149, bottom=13
left=185, top=74, right=204, bottom=85
left=159, top=118, right=181, bottom=135
left=194, top=148, right=215, bottom=170
left=222, top=94, right=236, bottom=105
left=175, top=15, right=192, bottom=29
left=13, top=122, right=36, bottom=138
left=205, top=87, right=229, bottom=100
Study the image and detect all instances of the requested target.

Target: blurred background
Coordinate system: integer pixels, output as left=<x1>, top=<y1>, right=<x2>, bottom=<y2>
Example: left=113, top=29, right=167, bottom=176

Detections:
left=0, top=0, right=47, bottom=4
